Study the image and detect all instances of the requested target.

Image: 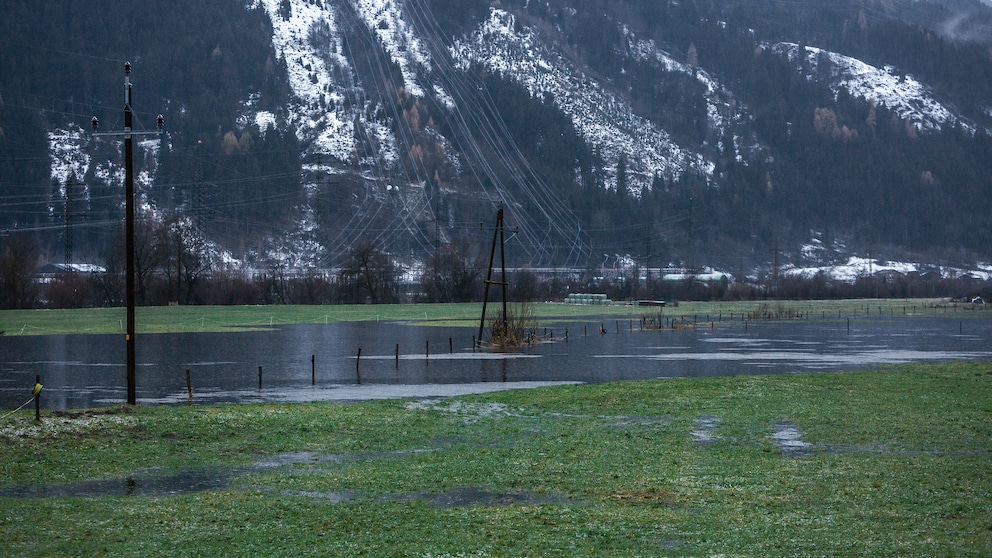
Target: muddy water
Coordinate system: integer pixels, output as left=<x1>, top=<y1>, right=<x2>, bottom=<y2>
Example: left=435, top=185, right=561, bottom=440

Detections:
left=1, top=314, right=990, bottom=410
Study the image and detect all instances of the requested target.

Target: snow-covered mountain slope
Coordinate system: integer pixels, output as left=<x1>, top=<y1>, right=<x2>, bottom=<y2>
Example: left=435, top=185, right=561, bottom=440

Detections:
left=256, top=0, right=400, bottom=166
left=452, top=8, right=714, bottom=194
left=623, top=29, right=762, bottom=166
left=254, top=1, right=724, bottom=196
left=23, top=0, right=992, bottom=275
left=771, top=42, right=970, bottom=133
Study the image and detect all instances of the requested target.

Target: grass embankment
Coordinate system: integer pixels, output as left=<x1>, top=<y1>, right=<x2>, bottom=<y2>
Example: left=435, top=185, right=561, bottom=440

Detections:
left=2, top=361, right=990, bottom=556
left=0, top=298, right=979, bottom=335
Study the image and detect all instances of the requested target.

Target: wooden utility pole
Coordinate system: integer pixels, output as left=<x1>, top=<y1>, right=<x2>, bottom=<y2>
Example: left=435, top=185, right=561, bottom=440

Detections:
left=91, top=62, right=163, bottom=405
left=478, top=203, right=508, bottom=347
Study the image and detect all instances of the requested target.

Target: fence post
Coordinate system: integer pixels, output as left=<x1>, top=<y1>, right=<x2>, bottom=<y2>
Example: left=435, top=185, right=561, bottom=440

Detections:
left=34, top=375, right=42, bottom=422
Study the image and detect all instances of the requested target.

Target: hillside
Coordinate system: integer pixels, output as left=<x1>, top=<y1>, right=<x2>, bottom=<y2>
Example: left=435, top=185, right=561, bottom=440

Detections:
left=1, top=0, right=991, bottom=279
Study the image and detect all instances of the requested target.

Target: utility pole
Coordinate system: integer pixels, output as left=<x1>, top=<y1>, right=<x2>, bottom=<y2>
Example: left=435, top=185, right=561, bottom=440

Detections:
left=478, top=203, right=509, bottom=347
left=91, top=62, right=163, bottom=405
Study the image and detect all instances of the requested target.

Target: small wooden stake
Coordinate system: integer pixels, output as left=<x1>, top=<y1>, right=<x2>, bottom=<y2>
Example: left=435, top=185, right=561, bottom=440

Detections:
left=186, top=369, right=193, bottom=399
left=311, top=354, right=315, bottom=386
left=258, top=366, right=262, bottom=390
left=34, top=374, right=41, bottom=422
left=356, top=348, right=362, bottom=384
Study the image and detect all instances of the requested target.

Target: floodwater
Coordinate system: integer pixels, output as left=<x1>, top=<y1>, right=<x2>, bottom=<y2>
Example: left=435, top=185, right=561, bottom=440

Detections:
left=1, top=313, right=990, bottom=410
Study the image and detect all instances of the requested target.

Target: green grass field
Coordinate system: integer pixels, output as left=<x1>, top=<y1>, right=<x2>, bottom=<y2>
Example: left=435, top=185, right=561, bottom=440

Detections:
left=0, top=298, right=980, bottom=335
left=2, top=361, right=990, bottom=556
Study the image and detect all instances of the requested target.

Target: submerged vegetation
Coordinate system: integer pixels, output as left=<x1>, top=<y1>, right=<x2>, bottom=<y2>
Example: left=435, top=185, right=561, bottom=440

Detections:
left=481, top=302, right=538, bottom=350
left=1, top=361, right=990, bottom=555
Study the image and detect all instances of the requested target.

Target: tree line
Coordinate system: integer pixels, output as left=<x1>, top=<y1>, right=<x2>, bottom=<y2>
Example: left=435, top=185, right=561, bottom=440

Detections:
left=3, top=230, right=989, bottom=310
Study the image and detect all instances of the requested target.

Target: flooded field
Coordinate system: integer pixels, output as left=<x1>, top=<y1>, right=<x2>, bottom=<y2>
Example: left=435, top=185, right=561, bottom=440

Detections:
left=1, top=313, right=990, bottom=410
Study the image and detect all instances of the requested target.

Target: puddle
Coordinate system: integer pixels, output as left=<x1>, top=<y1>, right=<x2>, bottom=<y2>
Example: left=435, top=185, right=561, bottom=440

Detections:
left=138, top=382, right=581, bottom=406
left=405, top=400, right=530, bottom=424
left=771, top=421, right=812, bottom=457
left=252, top=451, right=344, bottom=469
left=280, top=489, right=358, bottom=503
left=252, top=449, right=437, bottom=470
left=0, top=449, right=443, bottom=501
left=0, top=469, right=231, bottom=499
left=607, top=415, right=672, bottom=429
left=383, top=486, right=569, bottom=508
left=0, top=448, right=437, bottom=500
left=691, top=415, right=722, bottom=445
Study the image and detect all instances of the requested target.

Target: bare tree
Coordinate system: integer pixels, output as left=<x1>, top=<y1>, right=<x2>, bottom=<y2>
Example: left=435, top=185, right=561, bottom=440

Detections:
left=100, top=217, right=168, bottom=306
left=163, top=217, right=214, bottom=305
left=134, top=216, right=167, bottom=305
left=338, top=242, right=398, bottom=304
left=421, top=241, right=482, bottom=302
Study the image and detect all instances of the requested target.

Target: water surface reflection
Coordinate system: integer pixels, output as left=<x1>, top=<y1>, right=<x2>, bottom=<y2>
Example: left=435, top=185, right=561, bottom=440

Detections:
left=1, top=314, right=989, bottom=410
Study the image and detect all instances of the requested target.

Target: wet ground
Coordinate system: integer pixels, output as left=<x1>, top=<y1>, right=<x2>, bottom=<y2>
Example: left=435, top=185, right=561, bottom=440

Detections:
left=4, top=405, right=983, bottom=500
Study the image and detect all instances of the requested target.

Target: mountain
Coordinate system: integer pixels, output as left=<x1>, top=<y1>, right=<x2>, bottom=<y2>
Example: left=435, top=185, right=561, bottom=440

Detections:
left=2, top=0, right=992, bottom=281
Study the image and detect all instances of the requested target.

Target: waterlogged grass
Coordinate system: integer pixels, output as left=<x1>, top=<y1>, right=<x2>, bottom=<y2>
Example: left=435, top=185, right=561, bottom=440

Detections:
left=1, top=361, right=991, bottom=556
left=0, top=298, right=980, bottom=336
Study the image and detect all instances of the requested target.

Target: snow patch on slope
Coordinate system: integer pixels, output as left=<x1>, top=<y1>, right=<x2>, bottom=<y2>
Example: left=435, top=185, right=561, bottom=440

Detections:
left=452, top=9, right=714, bottom=194
left=783, top=256, right=919, bottom=282
left=353, top=0, right=430, bottom=97
left=48, top=128, right=160, bottom=215
left=255, top=111, right=277, bottom=133
left=49, top=128, right=90, bottom=189
left=624, top=28, right=761, bottom=164
left=772, top=42, right=968, bottom=133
